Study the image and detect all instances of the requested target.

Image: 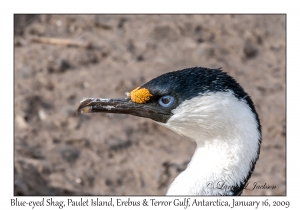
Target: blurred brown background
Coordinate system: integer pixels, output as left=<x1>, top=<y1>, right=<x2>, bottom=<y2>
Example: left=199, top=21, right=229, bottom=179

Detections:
left=14, top=14, right=286, bottom=195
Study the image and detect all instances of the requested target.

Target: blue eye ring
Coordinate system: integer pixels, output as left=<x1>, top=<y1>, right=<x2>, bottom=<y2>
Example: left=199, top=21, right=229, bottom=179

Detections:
left=158, top=95, right=175, bottom=108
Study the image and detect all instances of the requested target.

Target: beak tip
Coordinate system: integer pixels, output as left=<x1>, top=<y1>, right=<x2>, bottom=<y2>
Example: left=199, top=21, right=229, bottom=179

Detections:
left=77, top=98, right=94, bottom=113
left=77, top=106, right=92, bottom=113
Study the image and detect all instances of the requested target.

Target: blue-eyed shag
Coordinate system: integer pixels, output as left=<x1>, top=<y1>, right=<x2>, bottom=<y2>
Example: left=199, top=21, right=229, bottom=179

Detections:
left=77, top=67, right=261, bottom=196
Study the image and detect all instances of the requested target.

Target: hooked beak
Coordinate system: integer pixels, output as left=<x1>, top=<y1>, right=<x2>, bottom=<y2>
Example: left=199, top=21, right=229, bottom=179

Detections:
left=77, top=98, right=171, bottom=123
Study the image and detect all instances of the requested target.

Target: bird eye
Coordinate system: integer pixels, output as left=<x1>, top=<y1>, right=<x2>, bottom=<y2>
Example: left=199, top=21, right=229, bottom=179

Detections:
left=158, top=95, right=174, bottom=107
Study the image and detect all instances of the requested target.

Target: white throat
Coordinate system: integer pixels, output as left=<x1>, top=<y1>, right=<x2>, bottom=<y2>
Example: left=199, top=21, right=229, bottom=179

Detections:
left=158, top=92, right=260, bottom=195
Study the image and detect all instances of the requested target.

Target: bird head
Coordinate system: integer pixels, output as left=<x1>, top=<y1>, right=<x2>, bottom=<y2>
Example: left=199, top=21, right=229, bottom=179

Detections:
left=77, top=67, right=261, bottom=143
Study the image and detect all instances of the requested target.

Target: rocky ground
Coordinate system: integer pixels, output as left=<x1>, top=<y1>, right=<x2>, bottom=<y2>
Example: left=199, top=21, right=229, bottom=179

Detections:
left=14, top=14, right=286, bottom=195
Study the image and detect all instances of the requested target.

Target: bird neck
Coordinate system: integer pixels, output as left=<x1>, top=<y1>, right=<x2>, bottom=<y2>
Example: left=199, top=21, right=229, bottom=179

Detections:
left=167, top=134, right=259, bottom=195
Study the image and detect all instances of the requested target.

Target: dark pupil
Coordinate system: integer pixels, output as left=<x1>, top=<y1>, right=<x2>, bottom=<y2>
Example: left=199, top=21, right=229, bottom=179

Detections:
left=162, top=97, right=170, bottom=104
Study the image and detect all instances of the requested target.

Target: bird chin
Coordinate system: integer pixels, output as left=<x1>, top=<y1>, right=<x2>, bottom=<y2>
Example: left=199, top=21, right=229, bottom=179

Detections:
left=156, top=121, right=187, bottom=137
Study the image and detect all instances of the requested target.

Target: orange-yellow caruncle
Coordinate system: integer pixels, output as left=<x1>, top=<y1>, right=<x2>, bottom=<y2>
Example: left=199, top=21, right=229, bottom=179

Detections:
left=130, top=87, right=152, bottom=104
